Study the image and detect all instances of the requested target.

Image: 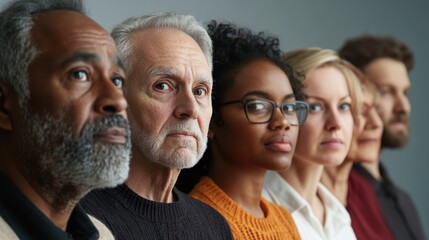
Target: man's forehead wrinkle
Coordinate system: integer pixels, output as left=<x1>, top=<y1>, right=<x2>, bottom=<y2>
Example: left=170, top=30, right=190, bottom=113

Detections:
left=149, top=67, right=176, bottom=76
left=33, top=11, right=112, bottom=47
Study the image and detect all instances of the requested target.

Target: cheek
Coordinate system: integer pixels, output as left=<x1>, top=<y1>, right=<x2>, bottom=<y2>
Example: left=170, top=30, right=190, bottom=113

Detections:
left=214, top=122, right=261, bottom=154
left=297, top=118, right=319, bottom=143
left=229, top=123, right=257, bottom=144
left=295, top=124, right=316, bottom=154
left=378, top=99, right=392, bottom=116
left=343, top=115, right=355, bottom=145
left=198, top=107, right=212, bottom=134
left=61, top=99, right=91, bottom=136
left=290, top=127, right=300, bottom=145
left=347, top=137, right=359, bottom=158
left=128, top=98, right=167, bottom=133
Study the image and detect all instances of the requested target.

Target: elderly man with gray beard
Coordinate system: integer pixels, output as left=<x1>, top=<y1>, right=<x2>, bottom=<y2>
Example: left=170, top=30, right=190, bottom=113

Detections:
left=81, top=12, right=233, bottom=239
left=0, top=0, right=131, bottom=239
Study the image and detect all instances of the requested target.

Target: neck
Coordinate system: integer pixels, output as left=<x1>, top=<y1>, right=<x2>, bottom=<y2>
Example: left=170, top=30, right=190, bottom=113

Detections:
left=280, top=157, right=324, bottom=203
left=279, top=156, right=326, bottom=224
left=209, top=149, right=266, bottom=218
left=2, top=161, right=77, bottom=231
left=320, top=160, right=353, bottom=205
left=126, top=150, right=179, bottom=203
left=361, top=161, right=382, bottom=180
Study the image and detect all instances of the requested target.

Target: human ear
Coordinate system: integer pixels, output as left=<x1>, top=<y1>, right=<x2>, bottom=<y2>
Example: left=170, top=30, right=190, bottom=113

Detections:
left=0, top=83, right=13, bottom=131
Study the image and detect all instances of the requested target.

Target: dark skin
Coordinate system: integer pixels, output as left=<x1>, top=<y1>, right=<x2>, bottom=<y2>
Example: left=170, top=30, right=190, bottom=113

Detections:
left=208, top=59, right=298, bottom=218
left=0, top=10, right=126, bottom=230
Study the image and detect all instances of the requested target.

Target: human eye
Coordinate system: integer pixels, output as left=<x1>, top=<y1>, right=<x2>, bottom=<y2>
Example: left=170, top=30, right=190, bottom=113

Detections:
left=193, top=86, right=208, bottom=97
left=281, top=103, right=296, bottom=115
left=153, top=82, right=172, bottom=92
left=339, top=102, right=351, bottom=111
left=246, top=100, right=269, bottom=114
left=70, top=69, right=89, bottom=82
left=308, top=103, right=323, bottom=113
left=379, top=86, right=393, bottom=96
left=403, top=88, right=410, bottom=97
left=112, top=76, right=124, bottom=89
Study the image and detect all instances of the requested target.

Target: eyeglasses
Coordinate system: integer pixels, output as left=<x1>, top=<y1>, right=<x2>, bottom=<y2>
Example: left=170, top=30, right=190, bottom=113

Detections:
left=219, top=98, right=309, bottom=126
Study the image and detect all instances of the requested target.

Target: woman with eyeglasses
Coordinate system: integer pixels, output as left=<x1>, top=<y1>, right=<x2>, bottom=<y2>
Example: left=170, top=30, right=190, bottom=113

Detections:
left=263, top=48, right=361, bottom=240
left=176, top=21, right=307, bottom=239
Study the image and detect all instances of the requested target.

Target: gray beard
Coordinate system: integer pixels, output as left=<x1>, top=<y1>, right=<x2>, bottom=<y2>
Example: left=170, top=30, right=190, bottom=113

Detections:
left=18, top=111, right=131, bottom=211
left=130, top=120, right=207, bottom=169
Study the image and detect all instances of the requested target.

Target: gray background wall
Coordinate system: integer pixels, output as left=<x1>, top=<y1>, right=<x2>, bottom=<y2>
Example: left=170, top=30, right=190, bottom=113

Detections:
left=1, top=0, right=427, bottom=236
left=86, top=0, right=429, bottom=235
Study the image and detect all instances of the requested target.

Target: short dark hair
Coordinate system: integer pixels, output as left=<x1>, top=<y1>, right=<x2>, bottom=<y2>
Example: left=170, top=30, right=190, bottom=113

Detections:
left=0, top=0, right=84, bottom=106
left=208, top=20, right=304, bottom=125
left=338, top=34, right=414, bottom=72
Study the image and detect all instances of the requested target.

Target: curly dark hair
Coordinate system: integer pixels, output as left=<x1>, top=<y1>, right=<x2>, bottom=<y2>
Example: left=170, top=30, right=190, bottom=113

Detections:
left=208, top=20, right=304, bottom=125
left=176, top=20, right=304, bottom=193
left=338, top=34, right=414, bottom=72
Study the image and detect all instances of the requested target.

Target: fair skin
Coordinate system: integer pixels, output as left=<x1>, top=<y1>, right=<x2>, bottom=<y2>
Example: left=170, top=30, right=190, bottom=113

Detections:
left=124, top=28, right=212, bottom=203
left=322, top=88, right=383, bottom=204
left=363, top=58, right=411, bottom=149
left=209, top=59, right=299, bottom=218
left=0, top=10, right=127, bottom=230
left=280, top=65, right=354, bottom=224
left=359, top=58, right=410, bottom=181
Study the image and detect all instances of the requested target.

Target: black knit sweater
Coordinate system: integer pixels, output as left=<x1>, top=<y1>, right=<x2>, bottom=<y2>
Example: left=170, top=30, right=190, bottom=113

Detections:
left=81, top=184, right=233, bottom=240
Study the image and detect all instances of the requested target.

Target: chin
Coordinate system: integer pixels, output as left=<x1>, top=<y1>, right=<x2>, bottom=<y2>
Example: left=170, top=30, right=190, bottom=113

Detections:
left=161, top=150, right=199, bottom=169
left=267, top=158, right=292, bottom=171
left=321, top=156, right=347, bottom=167
left=357, top=155, right=379, bottom=164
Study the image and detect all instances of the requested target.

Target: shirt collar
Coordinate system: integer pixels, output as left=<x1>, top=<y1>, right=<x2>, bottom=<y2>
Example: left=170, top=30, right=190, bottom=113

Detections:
left=0, top=172, right=99, bottom=239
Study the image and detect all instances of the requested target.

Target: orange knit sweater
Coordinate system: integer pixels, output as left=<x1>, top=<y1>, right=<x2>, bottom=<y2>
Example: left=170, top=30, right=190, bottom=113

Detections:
left=190, top=176, right=301, bottom=240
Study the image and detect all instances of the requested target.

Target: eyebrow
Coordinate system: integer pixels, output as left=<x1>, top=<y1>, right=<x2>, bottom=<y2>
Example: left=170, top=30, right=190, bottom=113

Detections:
left=306, top=94, right=351, bottom=101
left=149, top=67, right=212, bottom=85
left=149, top=67, right=176, bottom=77
left=243, top=90, right=295, bottom=100
left=61, top=52, right=100, bottom=67
left=61, top=52, right=126, bottom=73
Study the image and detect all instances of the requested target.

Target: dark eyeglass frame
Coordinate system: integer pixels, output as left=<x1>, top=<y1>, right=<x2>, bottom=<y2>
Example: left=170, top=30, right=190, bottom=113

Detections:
left=218, top=98, right=309, bottom=126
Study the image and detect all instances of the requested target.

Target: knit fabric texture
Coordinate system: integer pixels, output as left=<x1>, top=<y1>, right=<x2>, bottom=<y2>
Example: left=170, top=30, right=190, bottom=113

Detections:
left=190, top=176, right=301, bottom=240
left=81, top=184, right=233, bottom=240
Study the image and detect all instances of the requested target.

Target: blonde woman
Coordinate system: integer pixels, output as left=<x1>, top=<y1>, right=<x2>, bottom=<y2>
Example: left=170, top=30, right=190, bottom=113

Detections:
left=263, top=48, right=361, bottom=240
left=321, top=73, right=394, bottom=239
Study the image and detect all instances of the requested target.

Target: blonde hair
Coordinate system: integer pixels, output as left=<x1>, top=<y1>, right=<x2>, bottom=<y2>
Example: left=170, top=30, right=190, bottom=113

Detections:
left=283, top=47, right=363, bottom=122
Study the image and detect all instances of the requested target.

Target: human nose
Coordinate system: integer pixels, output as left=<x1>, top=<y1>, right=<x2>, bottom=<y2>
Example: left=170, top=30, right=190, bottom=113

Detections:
left=94, top=76, right=128, bottom=117
left=268, top=105, right=291, bottom=130
left=366, top=107, right=382, bottom=130
left=394, top=92, right=411, bottom=114
left=325, top=108, right=341, bottom=131
left=174, top=89, right=198, bottom=119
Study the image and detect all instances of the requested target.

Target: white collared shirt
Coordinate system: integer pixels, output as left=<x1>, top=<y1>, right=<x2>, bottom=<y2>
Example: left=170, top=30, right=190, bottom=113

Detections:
left=263, top=171, right=357, bottom=240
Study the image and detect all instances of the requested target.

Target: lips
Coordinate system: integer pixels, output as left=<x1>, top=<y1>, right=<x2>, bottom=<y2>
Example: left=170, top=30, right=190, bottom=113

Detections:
left=265, top=135, right=292, bottom=152
left=320, top=138, right=344, bottom=148
left=168, top=131, right=196, bottom=138
left=94, top=127, right=127, bottom=144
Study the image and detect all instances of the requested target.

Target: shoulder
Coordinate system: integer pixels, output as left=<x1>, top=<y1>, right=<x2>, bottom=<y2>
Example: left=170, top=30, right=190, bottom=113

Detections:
left=0, top=216, right=19, bottom=240
left=88, top=215, right=115, bottom=240
left=177, top=188, right=220, bottom=213
left=175, top=189, right=234, bottom=239
left=177, top=189, right=231, bottom=223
